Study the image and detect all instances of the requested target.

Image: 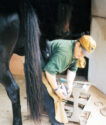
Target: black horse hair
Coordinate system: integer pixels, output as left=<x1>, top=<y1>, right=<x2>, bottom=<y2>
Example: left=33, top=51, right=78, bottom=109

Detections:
left=20, top=0, right=42, bottom=121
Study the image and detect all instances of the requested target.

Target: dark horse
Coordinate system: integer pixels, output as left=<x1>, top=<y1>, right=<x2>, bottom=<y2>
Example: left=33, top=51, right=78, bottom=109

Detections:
left=0, top=0, right=74, bottom=125
left=0, top=0, right=91, bottom=124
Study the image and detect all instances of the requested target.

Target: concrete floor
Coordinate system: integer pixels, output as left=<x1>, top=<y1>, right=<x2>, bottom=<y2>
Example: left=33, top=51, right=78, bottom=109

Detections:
left=0, top=75, right=79, bottom=125
left=0, top=75, right=32, bottom=125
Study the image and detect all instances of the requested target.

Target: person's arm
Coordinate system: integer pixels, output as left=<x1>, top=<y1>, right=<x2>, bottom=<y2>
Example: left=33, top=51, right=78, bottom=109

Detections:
left=45, top=71, right=68, bottom=99
left=66, top=69, right=76, bottom=96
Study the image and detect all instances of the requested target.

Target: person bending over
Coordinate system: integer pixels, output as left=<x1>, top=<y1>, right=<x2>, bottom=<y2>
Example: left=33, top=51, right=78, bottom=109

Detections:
left=42, top=35, right=96, bottom=125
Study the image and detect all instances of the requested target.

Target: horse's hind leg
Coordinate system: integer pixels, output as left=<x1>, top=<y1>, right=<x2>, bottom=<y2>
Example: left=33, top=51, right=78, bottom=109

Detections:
left=0, top=69, right=22, bottom=125
left=0, top=13, right=22, bottom=125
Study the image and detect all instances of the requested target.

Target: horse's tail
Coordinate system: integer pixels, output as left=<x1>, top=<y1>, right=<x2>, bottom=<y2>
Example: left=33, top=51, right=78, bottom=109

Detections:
left=19, top=0, right=42, bottom=121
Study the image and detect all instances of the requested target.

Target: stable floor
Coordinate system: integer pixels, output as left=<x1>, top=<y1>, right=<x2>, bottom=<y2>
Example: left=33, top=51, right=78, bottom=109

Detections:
left=0, top=75, right=79, bottom=125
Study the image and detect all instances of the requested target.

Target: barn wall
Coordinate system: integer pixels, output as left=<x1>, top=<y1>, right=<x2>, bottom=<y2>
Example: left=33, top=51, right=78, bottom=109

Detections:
left=88, top=0, right=106, bottom=94
left=92, top=0, right=106, bottom=18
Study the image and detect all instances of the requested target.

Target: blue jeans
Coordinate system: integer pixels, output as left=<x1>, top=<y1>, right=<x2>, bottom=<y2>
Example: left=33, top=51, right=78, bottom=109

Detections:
left=42, top=84, right=64, bottom=125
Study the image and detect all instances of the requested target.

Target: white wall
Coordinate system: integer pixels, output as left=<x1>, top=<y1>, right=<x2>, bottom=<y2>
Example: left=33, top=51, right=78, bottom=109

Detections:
left=88, top=0, right=106, bottom=94
left=92, top=0, right=106, bottom=18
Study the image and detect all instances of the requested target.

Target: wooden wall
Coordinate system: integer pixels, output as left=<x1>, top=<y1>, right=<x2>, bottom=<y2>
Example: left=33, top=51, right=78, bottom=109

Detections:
left=10, top=54, right=24, bottom=75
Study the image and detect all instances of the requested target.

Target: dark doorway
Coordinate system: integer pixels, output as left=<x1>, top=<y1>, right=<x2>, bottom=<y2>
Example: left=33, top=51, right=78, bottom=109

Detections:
left=69, top=0, right=91, bottom=39
left=69, top=0, right=91, bottom=80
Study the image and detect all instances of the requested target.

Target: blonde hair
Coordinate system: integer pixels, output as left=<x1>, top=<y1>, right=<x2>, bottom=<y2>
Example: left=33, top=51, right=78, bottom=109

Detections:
left=79, top=35, right=96, bottom=53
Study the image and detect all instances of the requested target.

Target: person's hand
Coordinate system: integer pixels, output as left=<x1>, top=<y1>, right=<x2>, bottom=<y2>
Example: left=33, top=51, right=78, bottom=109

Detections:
left=55, top=85, right=68, bottom=100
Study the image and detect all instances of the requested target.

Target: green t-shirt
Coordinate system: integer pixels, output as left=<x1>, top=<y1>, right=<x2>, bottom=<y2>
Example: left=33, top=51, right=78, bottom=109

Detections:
left=43, top=39, right=78, bottom=74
